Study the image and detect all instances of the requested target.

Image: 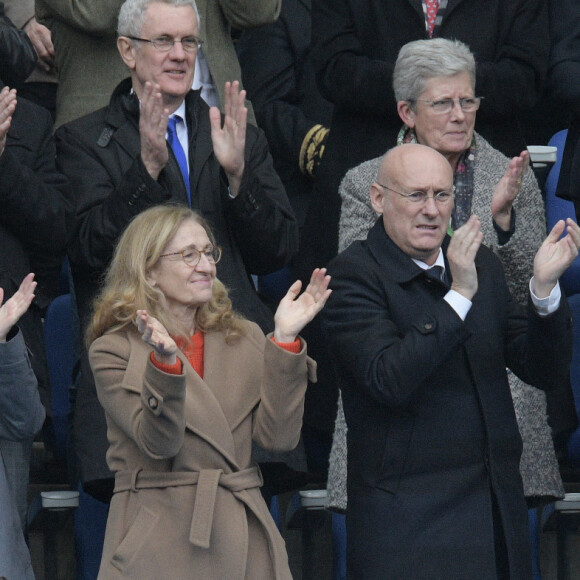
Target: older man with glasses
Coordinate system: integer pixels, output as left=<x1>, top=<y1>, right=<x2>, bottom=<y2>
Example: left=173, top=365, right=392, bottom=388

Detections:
left=55, top=0, right=297, bottom=510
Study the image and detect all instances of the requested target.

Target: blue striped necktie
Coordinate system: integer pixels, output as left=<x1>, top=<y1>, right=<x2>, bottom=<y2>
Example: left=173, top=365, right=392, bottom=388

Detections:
left=167, top=115, right=191, bottom=206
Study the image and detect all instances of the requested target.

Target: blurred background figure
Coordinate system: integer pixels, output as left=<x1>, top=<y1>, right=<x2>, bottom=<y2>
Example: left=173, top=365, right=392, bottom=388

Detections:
left=0, top=274, right=46, bottom=580
left=237, top=0, right=332, bottom=237
left=0, top=2, right=70, bottom=509
left=237, top=0, right=334, bottom=482
left=0, top=1, right=37, bottom=88
left=34, top=0, right=282, bottom=127
left=4, top=0, right=58, bottom=120
left=34, top=0, right=126, bottom=127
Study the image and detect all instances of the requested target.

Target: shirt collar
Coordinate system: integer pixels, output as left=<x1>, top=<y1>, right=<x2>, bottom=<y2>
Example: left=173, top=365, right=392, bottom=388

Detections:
left=412, top=248, right=445, bottom=271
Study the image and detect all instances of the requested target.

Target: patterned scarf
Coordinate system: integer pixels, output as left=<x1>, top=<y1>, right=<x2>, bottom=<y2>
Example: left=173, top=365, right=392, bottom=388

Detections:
left=422, top=0, right=448, bottom=37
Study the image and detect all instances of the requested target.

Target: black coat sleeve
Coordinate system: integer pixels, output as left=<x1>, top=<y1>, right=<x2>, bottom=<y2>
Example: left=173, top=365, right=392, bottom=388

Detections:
left=223, top=124, right=299, bottom=274
left=311, top=0, right=395, bottom=117
left=238, top=14, right=319, bottom=171
left=0, top=99, right=69, bottom=302
left=0, top=3, right=37, bottom=88
left=56, top=122, right=171, bottom=273
left=549, top=0, right=580, bottom=114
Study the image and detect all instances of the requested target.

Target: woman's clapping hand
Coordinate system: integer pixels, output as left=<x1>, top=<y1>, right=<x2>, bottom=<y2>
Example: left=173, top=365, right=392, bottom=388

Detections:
left=273, top=268, right=332, bottom=343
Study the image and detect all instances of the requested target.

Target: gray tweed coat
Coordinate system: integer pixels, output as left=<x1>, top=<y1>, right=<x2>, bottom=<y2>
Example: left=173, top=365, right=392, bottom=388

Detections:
left=327, top=133, right=563, bottom=511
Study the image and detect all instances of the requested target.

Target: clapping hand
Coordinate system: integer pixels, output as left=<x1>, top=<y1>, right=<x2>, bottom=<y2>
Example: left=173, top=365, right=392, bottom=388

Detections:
left=136, top=309, right=178, bottom=364
left=0, top=273, right=36, bottom=342
left=491, top=150, right=530, bottom=232
left=447, top=215, right=484, bottom=301
left=273, top=268, right=332, bottom=343
left=139, top=82, right=170, bottom=180
left=209, top=81, right=247, bottom=196
left=0, top=86, right=17, bottom=157
left=23, top=17, right=55, bottom=73
left=533, top=218, right=580, bottom=298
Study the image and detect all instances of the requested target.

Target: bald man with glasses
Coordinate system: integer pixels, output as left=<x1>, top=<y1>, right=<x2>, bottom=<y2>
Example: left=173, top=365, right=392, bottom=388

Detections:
left=322, top=143, right=580, bottom=580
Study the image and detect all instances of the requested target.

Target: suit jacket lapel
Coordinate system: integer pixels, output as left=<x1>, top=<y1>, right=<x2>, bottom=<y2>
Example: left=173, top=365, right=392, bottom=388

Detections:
left=405, top=0, right=426, bottom=21
left=442, top=0, right=467, bottom=21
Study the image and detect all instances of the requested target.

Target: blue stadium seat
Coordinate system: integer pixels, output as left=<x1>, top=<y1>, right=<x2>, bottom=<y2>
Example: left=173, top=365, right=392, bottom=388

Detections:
left=544, top=130, right=580, bottom=296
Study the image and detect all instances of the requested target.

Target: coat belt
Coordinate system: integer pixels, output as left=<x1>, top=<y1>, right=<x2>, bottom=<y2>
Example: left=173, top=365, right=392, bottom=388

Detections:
left=114, top=465, right=264, bottom=549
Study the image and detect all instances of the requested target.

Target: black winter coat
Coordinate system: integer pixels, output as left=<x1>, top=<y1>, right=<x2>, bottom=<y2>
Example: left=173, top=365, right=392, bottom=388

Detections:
left=323, top=221, right=573, bottom=579
left=0, top=90, right=69, bottom=411
left=57, top=78, right=297, bottom=333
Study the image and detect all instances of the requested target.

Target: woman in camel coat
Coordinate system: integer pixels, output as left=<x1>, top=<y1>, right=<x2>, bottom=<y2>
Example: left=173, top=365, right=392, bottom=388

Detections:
left=87, top=205, right=331, bottom=579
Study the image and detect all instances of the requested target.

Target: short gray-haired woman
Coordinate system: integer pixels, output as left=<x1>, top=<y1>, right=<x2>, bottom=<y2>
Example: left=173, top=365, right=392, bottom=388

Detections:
left=328, top=37, right=564, bottom=511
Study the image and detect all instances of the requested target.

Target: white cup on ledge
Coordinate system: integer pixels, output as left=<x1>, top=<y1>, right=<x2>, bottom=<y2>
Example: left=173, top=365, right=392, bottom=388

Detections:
left=527, top=145, right=558, bottom=168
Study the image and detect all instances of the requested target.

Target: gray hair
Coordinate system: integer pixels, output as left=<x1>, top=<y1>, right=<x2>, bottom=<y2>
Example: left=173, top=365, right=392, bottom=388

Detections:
left=393, top=38, right=476, bottom=107
left=118, top=0, right=200, bottom=38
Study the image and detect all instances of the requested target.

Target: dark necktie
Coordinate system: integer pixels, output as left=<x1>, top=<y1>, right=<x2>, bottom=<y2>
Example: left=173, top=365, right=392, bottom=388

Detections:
left=167, top=115, right=191, bottom=206
left=425, top=265, right=447, bottom=285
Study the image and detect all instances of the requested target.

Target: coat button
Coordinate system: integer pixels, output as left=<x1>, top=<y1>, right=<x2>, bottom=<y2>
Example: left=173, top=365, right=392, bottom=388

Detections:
left=424, top=322, right=433, bottom=330
left=148, top=396, right=158, bottom=410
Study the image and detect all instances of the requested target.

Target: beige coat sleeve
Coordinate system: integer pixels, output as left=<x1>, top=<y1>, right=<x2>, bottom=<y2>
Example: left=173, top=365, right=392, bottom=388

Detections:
left=90, top=331, right=188, bottom=461
left=251, top=328, right=311, bottom=452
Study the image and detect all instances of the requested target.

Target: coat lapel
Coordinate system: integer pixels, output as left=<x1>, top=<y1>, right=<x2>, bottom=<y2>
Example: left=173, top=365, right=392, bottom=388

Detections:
left=366, top=220, right=454, bottom=287
left=366, top=220, right=425, bottom=284
left=186, top=90, right=214, bottom=208
left=125, top=331, right=240, bottom=468
left=180, top=341, right=240, bottom=468
left=111, top=120, right=141, bottom=161
left=202, top=330, right=262, bottom=434
left=405, top=0, right=426, bottom=21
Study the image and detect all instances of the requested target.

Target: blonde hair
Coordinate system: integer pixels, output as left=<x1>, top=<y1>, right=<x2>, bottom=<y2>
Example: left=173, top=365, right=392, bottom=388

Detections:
left=87, top=205, right=245, bottom=346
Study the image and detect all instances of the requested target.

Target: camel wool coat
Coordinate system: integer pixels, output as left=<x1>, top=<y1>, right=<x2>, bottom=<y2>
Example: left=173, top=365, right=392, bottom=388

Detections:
left=89, top=320, right=314, bottom=579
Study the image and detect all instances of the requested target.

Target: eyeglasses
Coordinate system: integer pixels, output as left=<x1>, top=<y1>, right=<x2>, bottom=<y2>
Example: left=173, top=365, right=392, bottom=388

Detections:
left=411, top=97, right=482, bottom=115
left=159, top=245, right=222, bottom=266
left=377, top=184, right=454, bottom=204
left=126, top=35, right=204, bottom=52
